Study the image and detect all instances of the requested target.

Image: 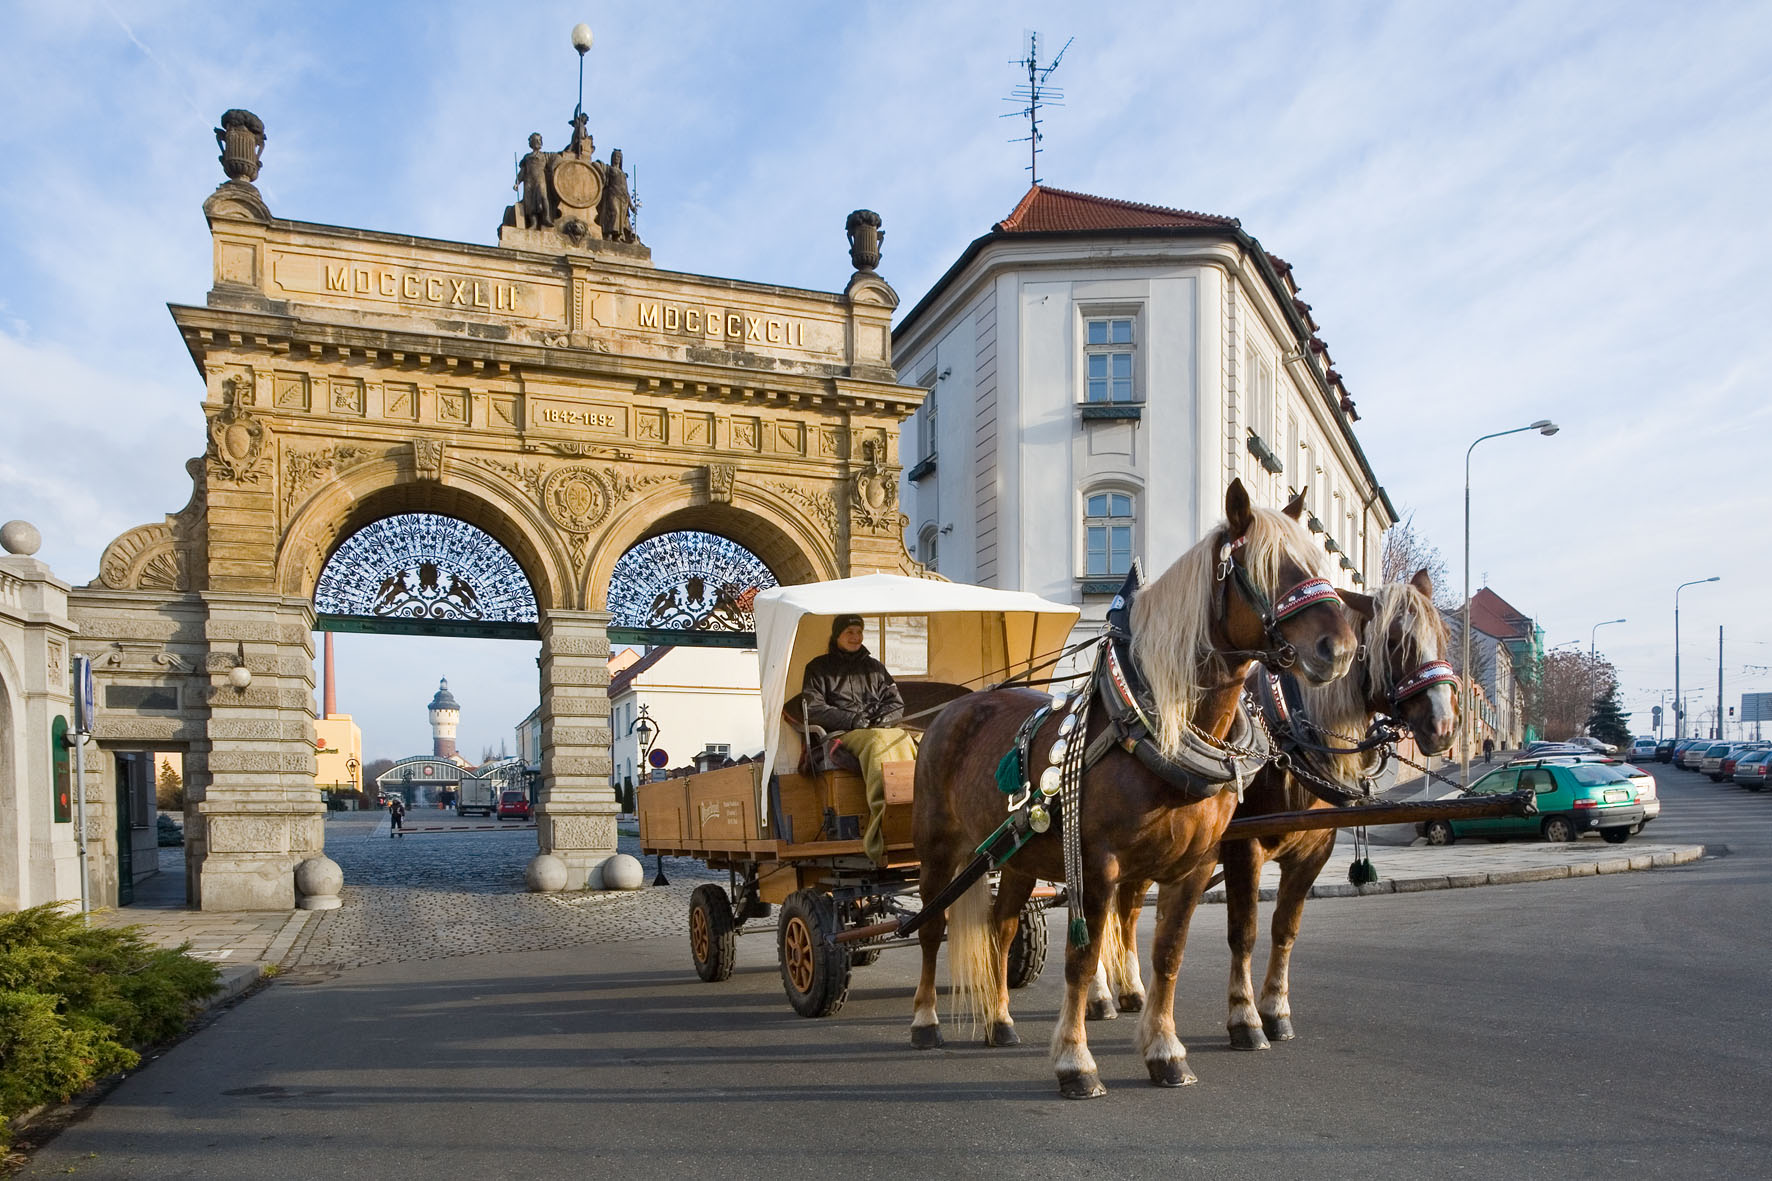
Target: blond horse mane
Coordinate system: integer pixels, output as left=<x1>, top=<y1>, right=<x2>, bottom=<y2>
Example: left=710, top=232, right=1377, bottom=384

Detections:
left=1130, top=504, right=1333, bottom=759
left=1299, top=577, right=1450, bottom=782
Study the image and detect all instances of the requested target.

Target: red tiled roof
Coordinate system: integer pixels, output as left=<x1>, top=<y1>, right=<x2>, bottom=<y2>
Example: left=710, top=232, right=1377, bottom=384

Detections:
left=993, top=185, right=1238, bottom=234
left=1468, top=588, right=1533, bottom=640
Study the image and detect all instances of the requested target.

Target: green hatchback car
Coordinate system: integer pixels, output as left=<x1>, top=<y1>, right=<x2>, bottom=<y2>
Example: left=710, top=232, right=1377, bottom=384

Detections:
left=1420, top=761, right=1647, bottom=846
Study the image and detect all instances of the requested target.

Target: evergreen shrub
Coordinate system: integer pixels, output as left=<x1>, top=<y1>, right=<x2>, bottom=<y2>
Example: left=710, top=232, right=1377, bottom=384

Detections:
left=0, top=904, right=220, bottom=1145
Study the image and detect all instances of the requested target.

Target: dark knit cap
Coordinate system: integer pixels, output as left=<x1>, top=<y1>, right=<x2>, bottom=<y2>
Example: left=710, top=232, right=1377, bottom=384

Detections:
left=830, top=613, right=865, bottom=640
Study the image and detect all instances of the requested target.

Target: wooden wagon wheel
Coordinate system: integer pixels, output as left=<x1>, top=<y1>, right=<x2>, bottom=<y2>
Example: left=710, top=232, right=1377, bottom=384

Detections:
left=777, top=889, right=851, bottom=1017
left=689, top=884, right=737, bottom=982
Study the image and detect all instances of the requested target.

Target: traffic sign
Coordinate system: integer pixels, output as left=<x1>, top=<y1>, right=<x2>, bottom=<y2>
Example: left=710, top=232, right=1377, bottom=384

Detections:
left=1743, top=692, right=1772, bottom=724
left=648, top=748, right=669, bottom=768
left=73, top=655, right=95, bottom=734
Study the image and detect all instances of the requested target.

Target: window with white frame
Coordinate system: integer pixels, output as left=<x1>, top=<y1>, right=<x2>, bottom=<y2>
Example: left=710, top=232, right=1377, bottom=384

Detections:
left=1083, top=491, right=1136, bottom=577
left=915, top=368, right=938, bottom=459
left=1084, top=316, right=1137, bottom=403
left=918, top=523, right=940, bottom=572
left=1245, top=346, right=1275, bottom=442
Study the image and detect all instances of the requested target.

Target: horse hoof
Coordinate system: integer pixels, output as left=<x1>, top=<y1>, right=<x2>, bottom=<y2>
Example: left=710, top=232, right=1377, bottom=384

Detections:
left=1085, top=997, right=1118, bottom=1021
left=986, top=1022, right=1020, bottom=1047
left=1229, top=1024, right=1271, bottom=1052
left=910, top=1025, right=944, bottom=1050
left=1148, top=1058, right=1198, bottom=1087
left=1262, top=1015, right=1296, bottom=1042
left=1117, top=993, right=1145, bottom=1014
left=1058, top=1071, right=1108, bottom=1100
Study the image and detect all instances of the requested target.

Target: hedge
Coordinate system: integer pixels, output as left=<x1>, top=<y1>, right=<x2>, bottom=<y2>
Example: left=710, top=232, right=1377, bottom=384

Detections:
left=0, top=904, right=221, bottom=1146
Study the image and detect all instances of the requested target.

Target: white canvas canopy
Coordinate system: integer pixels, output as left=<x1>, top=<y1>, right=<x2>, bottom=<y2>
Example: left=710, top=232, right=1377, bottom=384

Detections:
left=753, top=573, right=1081, bottom=797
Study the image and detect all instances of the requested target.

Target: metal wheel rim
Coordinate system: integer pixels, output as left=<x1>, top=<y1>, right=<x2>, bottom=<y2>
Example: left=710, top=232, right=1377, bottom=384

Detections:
left=690, top=904, right=711, bottom=964
left=784, top=916, right=815, bottom=993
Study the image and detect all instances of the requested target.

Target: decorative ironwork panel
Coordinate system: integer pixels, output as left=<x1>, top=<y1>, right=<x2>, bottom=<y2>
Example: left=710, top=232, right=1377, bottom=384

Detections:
left=314, top=513, right=538, bottom=623
left=608, top=530, right=776, bottom=632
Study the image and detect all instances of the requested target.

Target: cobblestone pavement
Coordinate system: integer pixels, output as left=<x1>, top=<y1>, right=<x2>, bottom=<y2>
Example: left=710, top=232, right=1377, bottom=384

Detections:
left=288, top=812, right=728, bottom=971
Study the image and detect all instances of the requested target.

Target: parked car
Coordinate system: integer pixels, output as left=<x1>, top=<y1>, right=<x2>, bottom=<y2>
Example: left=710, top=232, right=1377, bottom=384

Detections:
left=1732, top=749, right=1772, bottom=791
left=1655, top=737, right=1678, bottom=763
left=1700, top=743, right=1763, bottom=781
left=1679, top=741, right=1715, bottom=770
left=1569, top=735, right=1618, bottom=755
left=496, top=790, right=533, bottom=820
left=1717, top=744, right=1769, bottom=781
left=1419, top=760, right=1646, bottom=846
left=1627, top=737, right=1658, bottom=762
left=1616, top=762, right=1660, bottom=823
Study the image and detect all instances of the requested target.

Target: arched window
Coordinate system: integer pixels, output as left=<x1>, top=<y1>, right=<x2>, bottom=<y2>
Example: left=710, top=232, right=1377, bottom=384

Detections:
left=1083, top=491, right=1135, bottom=577
left=918, top=523, right=940, bottom=572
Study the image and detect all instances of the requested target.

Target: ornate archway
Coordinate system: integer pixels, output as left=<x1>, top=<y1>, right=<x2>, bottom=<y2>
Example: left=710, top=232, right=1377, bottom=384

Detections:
left=66, top=102, right=926, bottom=909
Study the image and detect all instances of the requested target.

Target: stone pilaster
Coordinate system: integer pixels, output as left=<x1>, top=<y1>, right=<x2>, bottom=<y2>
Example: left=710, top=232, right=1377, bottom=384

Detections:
left=192, top=592, right=322, bottom=910
left=531, top=608, right=616, bottom=888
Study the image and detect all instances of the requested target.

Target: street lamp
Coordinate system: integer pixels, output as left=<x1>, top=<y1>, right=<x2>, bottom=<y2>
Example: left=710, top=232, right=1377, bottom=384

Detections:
left=1462, top=419, right=1559, bottom=785
left=1674, top=577, right=1720, bottom=738
left=629, top=704, right=667, bottom=885
left=1585, top=619, right=1625, bottom=737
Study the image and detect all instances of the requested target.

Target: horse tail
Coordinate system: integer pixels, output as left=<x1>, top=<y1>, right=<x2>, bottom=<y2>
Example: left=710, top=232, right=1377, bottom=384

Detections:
left=945, top=876, right=1001, bottom=1034
left=1096, top=893, right=1126, bottom=992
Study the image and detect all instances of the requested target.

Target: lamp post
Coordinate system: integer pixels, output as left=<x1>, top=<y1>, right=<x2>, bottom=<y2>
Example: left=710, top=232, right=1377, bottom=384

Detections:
left=1462, top=419, right=1559, bottom=785
left=1587, top=618, right=1625, bottom=735
left=345, top=757, right=360, bottom=811
left=629, top=705, right=666, bottom=885
left=1674, top=577, right=1719, bottom=738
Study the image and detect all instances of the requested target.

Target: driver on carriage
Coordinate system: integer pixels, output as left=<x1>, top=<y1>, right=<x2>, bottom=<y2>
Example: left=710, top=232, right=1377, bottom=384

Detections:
left=800, top=614, right=918, bottom=865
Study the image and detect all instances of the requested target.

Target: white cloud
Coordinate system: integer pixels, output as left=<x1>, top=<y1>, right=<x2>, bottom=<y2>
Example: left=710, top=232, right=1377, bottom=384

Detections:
left=2, top=0, right=1769, bottom=745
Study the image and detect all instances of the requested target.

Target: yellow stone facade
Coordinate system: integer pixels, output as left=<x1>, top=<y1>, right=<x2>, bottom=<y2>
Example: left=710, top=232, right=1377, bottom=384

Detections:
left=69, top=125, right=923, bottom=910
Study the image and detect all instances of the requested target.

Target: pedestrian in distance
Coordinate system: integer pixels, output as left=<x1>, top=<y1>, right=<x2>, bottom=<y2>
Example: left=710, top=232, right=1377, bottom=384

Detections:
left=389, top=796, right=406, bottom=838
left=1482, top=736, right=1495, bottom=764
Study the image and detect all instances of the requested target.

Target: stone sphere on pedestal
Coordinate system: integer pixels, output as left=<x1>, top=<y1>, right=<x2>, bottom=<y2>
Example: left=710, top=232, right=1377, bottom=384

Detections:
left=601, top=852, right=644, bottom=891
left=0, top=520, right=42, bottom=556
left=294, top=856, right=343, bottom=910
left=526, top=853, right=569, bottom=892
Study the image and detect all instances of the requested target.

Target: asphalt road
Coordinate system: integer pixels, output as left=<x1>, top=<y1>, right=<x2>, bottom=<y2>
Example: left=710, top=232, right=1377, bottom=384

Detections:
left=21, top=761, right=1771, bottom=1179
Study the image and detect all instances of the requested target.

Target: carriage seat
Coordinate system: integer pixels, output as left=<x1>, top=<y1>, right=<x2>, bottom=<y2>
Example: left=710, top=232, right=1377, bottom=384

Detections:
left=782, top=682, right=970, bottom=775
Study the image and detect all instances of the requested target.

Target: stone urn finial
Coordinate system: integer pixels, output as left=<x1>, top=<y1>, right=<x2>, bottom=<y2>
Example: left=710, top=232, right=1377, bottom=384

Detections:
left=846, top=209, right=883, bottom=272
left=215, top=109, right=266, bottom=183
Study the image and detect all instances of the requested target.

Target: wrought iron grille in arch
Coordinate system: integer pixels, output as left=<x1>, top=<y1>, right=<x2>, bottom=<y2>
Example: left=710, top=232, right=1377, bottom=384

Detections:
left=607, top=531, right=777, bottom=632
left=314, top=514, right=538, bottom=624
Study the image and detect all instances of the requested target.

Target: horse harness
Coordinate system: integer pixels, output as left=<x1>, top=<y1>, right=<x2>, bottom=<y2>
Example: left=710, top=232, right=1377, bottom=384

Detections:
left=987, top=554, right=1339, bottom=944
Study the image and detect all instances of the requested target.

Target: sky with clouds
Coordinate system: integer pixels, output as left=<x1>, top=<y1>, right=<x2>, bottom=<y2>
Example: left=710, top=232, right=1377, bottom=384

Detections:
left=2, top=1, right=1769, bottom=759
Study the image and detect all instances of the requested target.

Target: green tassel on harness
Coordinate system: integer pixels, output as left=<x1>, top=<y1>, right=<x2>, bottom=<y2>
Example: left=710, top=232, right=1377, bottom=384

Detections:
left=1348, top=858, right=1378, bottom=886
left=1068, top=915, right=1090, bottom=948
left=995, top=748, right=1024, bottom=795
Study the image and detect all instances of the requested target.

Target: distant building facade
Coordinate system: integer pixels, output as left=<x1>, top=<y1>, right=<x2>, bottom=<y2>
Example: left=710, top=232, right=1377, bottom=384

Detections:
left=607, top=646, right=762, bottom=790
left=893, top=185, right=1394, bottom=647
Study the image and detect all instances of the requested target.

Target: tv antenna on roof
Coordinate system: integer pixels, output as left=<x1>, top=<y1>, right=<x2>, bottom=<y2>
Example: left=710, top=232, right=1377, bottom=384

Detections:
left=1003, top=30, right=1073, bottom=185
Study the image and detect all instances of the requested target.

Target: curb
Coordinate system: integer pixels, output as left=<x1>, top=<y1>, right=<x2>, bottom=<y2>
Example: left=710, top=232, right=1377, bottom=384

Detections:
left=1201, top=844, right=1706, bottom=904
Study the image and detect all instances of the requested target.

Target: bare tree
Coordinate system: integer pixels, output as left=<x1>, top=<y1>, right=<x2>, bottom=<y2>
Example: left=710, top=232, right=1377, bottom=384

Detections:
left=1538, top=650, right=1618, bottom=739
left=1381, top=511, right=1457, bottom=611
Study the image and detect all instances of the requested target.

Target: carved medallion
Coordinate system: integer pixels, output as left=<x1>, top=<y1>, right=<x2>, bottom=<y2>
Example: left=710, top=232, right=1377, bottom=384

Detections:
left=552, top=158, right=603, bottom=212
left=207, top=378, right=269, bottom=484
left=542, top=466, right=612, bottom=533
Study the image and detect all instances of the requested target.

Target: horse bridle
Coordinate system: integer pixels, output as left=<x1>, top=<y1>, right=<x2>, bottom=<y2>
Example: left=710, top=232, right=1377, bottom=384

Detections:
left=1214, top=533, right=1341, bottom=671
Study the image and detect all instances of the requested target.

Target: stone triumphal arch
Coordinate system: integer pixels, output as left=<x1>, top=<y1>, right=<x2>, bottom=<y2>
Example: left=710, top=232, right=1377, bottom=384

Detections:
left=68, top=107, right=923, bottom=910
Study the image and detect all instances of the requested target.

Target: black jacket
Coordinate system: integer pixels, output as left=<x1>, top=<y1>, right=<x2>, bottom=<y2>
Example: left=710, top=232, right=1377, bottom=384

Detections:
left=801, top=645, right=904, bottom=733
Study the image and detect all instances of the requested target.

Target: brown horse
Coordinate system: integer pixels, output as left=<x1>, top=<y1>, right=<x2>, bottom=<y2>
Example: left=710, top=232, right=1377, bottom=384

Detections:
left=908, top=481, right=1357, bottom=1099
left=1219, top=567, right=1459, bottom=1050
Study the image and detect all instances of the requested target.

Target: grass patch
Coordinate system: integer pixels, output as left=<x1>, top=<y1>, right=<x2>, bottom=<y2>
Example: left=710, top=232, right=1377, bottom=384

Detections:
left=0, top=905, right=220, bottom=1147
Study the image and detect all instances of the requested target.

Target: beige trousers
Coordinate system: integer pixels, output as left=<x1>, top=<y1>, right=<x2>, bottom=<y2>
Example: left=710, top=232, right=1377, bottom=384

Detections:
left=837, top=727, right=919, bottom=863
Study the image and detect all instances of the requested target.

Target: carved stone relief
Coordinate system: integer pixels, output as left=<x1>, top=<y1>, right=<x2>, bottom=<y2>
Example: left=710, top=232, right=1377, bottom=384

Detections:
left=549, top=814, right=616, bottom=850
left=767, top=479, right=839, bottom=540
left=414, top=439, right=446, bottom=481
left=542, top=466, right=613, bottom=533
left=706, top=463, right=736, bottom=504
left=207, top=378, right=270, bottom=485
left=851, top=438, right=901, bottom=533
left=282, top=443, right=381, bottom=520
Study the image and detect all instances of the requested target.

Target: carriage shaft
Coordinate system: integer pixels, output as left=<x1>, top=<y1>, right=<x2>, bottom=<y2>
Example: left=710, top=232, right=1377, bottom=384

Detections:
left=1219, top=788, right=1536, bottom=842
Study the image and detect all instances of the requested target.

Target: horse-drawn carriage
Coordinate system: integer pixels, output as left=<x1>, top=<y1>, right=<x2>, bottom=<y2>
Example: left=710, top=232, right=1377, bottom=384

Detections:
left=636, top=573, right=1082, bottom=1017
left=641, top=483, right=1530, bottom=1097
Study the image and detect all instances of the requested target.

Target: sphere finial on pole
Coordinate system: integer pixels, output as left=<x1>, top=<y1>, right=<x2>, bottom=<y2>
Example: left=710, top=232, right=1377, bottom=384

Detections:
left=571, top=23, right=594, bottom=54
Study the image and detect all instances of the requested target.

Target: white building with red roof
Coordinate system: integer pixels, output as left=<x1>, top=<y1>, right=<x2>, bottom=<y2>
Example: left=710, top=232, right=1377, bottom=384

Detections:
left=893, top=184, right=1395, bottom=637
